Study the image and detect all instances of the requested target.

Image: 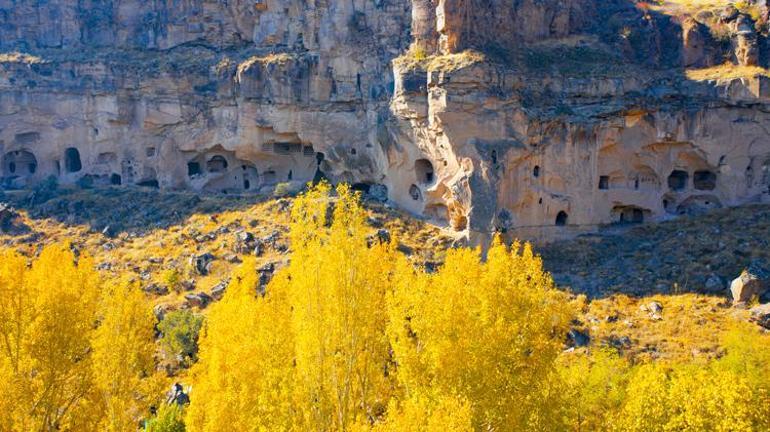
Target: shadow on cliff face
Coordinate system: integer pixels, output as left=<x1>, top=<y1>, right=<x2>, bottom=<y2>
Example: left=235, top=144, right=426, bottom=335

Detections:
left=1, top=185, right=270, bottom=237
left=480, top=0, right=765, bottom=80
left=539, top=204, right=770, bottom=300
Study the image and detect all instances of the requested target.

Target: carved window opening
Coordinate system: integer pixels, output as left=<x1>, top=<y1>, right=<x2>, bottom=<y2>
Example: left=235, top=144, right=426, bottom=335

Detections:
left=188, top=162, right=202, bottom=177
left=667, top=170, right=689, bottom=191
left=415, top=159, right=434, bottom=185
left=599, top=176, right=609, bottom=190
left=64, top=148, right=82, bottom=173
left=693, top=170, right=717, bottom=190
left=409, top=184, right=422, bottom=201
left=555, top=211, right=568, bottom=226
left=3, top=150, right=38, bottom=176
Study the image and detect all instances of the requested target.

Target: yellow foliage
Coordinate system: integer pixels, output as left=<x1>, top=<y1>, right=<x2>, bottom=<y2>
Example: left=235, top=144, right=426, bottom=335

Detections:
left=188, top=183, right=402, bottom=431
left=92, top=278, right=159, bottom=432
left=578, top=323, right=770, bottom=432
left=374, top=392, right=474, bottom=432
left=186, top=257, right=295, bottom=431
left=188, top=184, right=574, bottom=431
left=557, top=349, right=630, bottom=431
left=0, top=244, right=159, bottom=431
left=7, top=184, right=770, bottom=432
left=388, top=238, right=572, bottom=430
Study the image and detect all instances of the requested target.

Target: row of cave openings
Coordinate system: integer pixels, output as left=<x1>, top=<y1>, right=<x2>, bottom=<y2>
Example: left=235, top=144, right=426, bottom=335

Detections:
left=2, top=147, right=148, bottom=188
left=597, top=169, right=717, bottom=193
left=526, top=164, right=720, bottom=228
left=185, top=144, right=325, bottom=193
left=3, top=143, right=327, bottom=193
left=3, top=147, right=84, bottom=177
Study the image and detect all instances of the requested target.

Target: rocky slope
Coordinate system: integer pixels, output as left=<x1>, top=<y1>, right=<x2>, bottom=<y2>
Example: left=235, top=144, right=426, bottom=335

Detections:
left=2, top=184, right=766, bottom=362
left=1, top=0, right=770, bottom=246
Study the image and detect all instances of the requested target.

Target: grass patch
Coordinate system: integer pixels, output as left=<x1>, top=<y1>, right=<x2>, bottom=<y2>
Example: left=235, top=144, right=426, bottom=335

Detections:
left=686, top=63, right=770, bottom=81
left=0, top=51, right=44, bottom=64
left=393, top=47, right=486, bottom=73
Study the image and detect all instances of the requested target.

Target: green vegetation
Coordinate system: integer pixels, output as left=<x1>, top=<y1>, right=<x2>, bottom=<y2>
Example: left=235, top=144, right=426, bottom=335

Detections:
left=158, top=310, right=205, bottom=366
left=393, top=46, right=486, bottom=72
left=146, top=404, right=186, bottom=432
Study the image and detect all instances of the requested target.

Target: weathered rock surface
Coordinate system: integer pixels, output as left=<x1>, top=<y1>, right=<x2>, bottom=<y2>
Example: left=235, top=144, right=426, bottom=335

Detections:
left=750, top=303, right=770, bottom=329
left=1, top=1, right=770, bottom=244
left=731, top=266, right=770, bottom=305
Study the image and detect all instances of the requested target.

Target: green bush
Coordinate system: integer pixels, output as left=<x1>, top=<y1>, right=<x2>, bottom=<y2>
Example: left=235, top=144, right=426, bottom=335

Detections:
left=145, top=404, right=186, bottom=432
left=158, top=310, right=204, bottom=365
left=273, top=182, right=293, bottom=197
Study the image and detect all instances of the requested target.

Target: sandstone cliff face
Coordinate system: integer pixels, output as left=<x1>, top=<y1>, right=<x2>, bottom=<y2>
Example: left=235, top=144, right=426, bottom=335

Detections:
left=1, top=0, right=770, bottom=244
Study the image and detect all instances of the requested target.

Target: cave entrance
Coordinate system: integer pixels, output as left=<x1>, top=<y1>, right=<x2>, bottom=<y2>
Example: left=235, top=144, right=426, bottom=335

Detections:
left=415, top=159, right=434, bottom=184
left=242, top=165, right=258, bottom=191
left=555, top=211, right=568, bottom=226
left=352, top=183, right=371, bottom=194
left=188, top=162, right=202, bottom=177
left=64, top=148, right=82, bottom=173
left=409, top=184, right=422, bottom=201
left=614, top=206, right=646, bottom=224
left=137, top=179, right=159, bottom=188
left=3, top=150, right=37, bottom=176
left=693, top=170, right=717, bottom=190
left=667, top=170, right=689, bottom=191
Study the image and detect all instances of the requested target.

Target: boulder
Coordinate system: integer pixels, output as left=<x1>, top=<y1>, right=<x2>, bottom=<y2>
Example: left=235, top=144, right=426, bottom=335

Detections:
left=367, top=228, right=391, bottom=246
left=224, top=253, right=241, bottom=264
left=647, top=301, right=663, bottom=315
left=731, top=266, right=769, bottom=305
left=750, top=303, right=770, bottom=329
left=210, top=280, right=228, bottom=300
left=192, top=253, right=215, bottom=275
left=567, top=328, right=590, bottom=347
left=233, top=231, right=256, bottom=254
left=185, top=292, right=213, bottom=309
left=0, top=203, right=27, bottom=234
left=180, top=279, right=196, bottom=292
left=153, top=303, right=172, bottom=321
left=143, top=283, right=169, bottom=296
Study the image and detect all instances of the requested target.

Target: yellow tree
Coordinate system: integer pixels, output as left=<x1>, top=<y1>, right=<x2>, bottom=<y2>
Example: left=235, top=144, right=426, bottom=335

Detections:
left=24, top=244, right=101, bottom=431
left=0, top=249, right=33, bottom=432
left=611, top=325, right=770, bottom=432
left=188, top=183, right=401, bottom=431
left=0, top=243, right=161, bottom=431
left=91, top=278, right=158, bottom=432
left=387, top=238, right=572, bottom=431
left=284, top=183, right=399, bottom=430
left=186, top=257, right=296, bottom=432
left=374, top=391, right=474, bottom=432
left=556, top=349, right=630, bottom=431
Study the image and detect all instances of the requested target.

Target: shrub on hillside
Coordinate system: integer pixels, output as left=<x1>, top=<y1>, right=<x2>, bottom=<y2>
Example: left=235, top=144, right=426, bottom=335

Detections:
left=158, top=310, right=204, bottom=366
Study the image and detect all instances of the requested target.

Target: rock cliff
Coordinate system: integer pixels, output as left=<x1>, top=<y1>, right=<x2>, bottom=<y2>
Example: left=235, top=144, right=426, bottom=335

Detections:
left=2, top=0, right=770, bottom=244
